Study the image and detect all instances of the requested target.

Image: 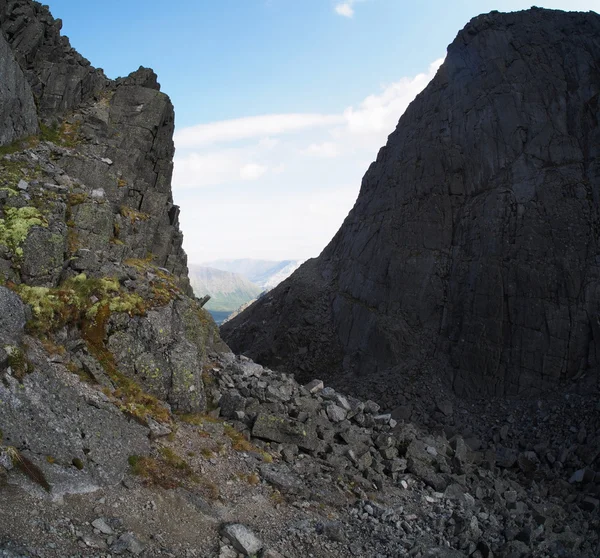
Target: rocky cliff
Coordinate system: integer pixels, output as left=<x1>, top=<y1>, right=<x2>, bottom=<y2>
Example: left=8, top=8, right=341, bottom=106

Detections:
left=0, top=0, right=226, bottom=494
left=222, top=8, right=600, bottom=400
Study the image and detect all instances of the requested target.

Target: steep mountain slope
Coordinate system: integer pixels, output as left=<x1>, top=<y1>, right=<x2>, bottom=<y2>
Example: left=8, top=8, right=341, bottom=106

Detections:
left=222, top=8, right=600, bottom=400
left=0, top=0, right=225, bottom=494
left=188, top=264, right=263, bottom=313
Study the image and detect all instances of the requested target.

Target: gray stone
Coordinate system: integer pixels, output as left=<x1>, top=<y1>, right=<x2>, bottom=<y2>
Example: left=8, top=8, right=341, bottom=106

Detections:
left=0, top=287, right=26, bottom=346
left=220, top=523, right=263, bottom=556
left=0, top=340, right=150, bottom=491
left=111, top=533, right=145, bottom=555
left=252, top=413, right=319, bottom=451
left=326, top=404, right=347, bottom=423
left=259, top=463, right=304, bottom=493
left=323, top=521, right=346, bottom=542
left=304, top=379, right=324, bottom=393
left=91, top=518, right=114, bottom=535
left=496, top=446, right=518, bottom=468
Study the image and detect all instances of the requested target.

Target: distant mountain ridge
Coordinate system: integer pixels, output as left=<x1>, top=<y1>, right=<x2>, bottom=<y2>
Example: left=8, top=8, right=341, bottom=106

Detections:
left=203, top=259, right=304, bottom=289
left=188, top=265, right=263, bottom=314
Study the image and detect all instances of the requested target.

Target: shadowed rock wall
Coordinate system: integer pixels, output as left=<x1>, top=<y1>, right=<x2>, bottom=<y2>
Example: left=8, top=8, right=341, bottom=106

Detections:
left=223, top=8, right=600, bottom=398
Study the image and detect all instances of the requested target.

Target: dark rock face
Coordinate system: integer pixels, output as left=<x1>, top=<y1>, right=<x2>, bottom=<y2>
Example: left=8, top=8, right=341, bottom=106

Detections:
left=0, top=0, right=107, bottom=118
left=0, top=31, right=38, bottom=144
left=223, top=8, right=600, bottom=397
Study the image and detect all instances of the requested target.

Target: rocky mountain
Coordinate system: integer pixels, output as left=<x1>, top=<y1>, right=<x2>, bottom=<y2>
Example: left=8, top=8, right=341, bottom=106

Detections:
left=205, top=258, right=304, bottom=289
left=188, top=264, right=263, bottom=314
left=1, top=3, right=600, bottom=558
left=222, top=8, right=600, bottom=403
left=0, top=0, right=226, bottom=496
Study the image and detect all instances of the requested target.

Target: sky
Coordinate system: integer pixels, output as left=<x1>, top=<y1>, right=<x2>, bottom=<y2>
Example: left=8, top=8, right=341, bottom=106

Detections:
left=45, top=0, right=599, bottom=263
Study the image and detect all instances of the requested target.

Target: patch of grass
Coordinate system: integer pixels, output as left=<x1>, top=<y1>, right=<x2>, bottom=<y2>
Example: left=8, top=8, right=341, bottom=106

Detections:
left=67, top=192, right=87, bottom=206
left=159, top=447, right=192, bottom=472
left=0, top=159, right=41, bottom=190
left=39, top=337, right=66, bottom=356
left=40, top=121, right=80, bottom=147
left=0, top=136, right=39, bottom=156
left=5, top=345, right=33, bottom=381
left=239, top=472, right=260, bottom=485
left=128, top=452, right=193, bottom=490
left=3, top=446, right=50, bottom=491
left=120, top=205, right=150, bottom=224
left=223, top=424, right=274, bottom=462
left=200, top=447, right=215, bottom=459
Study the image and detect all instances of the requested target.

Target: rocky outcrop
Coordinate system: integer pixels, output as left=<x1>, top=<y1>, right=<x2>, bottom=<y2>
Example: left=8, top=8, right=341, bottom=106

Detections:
left=0, top=0, right=227, bottom=494
left=0, top=0, right=107, bottom=118
left=0, top=31, right=38, bottom=145
left=223, top=8, right=600, bottom=398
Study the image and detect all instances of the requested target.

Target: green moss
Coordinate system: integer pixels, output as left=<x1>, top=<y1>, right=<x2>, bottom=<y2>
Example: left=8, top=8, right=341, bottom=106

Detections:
left=40, top=121, right=80, bottom=147
left=0, top=136, right=39, bottom=157
left=0, top=206, right=47, bottom=257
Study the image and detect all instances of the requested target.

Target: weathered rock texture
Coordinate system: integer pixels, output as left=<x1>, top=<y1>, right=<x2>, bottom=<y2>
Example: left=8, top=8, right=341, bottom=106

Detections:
left=0, top=31, right=38, bottom=145
left=0, top=0, right=107, bottom=118
left=223, top=8, right=600, bottom=397
left=0, top=0, right=227, bottom=492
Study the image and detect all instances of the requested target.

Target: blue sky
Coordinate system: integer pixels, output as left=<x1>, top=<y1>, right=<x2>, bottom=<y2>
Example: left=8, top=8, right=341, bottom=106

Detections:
left=46, top=0, right=599, bottom=262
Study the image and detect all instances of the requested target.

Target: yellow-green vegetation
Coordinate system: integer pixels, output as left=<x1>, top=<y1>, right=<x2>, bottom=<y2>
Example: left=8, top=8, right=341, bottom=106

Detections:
left=14, top=274, right=144, bottom=334
left=0, top=206, right=47, bottom=257
left=238, top=472, right=260, bottom=485
left=159, top=447, right=192, bottom=471
left=120, top=205, right=151, bottom=224
left=67, top=192, right=87, bottom=206
left=12, top=274, right=171, bottom=424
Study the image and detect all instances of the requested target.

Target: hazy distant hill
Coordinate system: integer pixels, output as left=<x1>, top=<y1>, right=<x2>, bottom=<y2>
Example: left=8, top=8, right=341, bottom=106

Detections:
left=188, top=265, right=263, bottom=316
left=204, top=259, right=304, bottom=288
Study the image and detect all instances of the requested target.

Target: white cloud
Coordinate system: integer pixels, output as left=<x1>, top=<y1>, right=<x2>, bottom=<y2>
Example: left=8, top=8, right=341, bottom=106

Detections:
left=173, top=57, right=444, bottom=261
left=175, top=113, right=343, bottom=148
left=341, top=58, right=444, bottom=142
left=335, top=3, right=354, bottom=17
left=240, top=163, right=268, bottom=181
left=303, top=141, right=340, bottom=158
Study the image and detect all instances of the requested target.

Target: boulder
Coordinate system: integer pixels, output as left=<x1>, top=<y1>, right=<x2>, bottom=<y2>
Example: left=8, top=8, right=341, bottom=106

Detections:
left=252, top=413, right=319, bottom=451
left=0, top=286, right=26, bottom=346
